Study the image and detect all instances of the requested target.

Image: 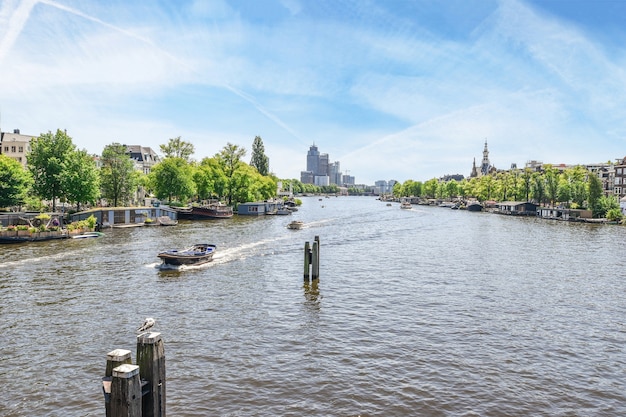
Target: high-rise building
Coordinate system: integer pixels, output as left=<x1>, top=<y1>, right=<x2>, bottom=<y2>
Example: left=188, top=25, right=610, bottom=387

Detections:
left=306, top=144, right=320, bottom=175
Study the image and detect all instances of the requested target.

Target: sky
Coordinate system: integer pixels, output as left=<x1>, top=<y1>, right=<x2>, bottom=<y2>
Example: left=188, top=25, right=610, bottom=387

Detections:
left=1, top=0, right=626, bottom=185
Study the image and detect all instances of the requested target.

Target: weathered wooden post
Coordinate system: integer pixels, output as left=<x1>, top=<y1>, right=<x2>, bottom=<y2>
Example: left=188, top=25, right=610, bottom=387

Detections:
left=303, top=241, right=311, bottom=281
left=312, top=236, right=320, bottom=280
left=137, top=332, right=166, bottom=417
left=104, top=349, right=133, bottom=417
left=110, top=364, right=142, bottom=417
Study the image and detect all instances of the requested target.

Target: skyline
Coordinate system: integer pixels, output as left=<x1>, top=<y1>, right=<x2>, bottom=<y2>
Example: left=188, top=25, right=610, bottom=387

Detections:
left=1, top=1, right=626, bottom=185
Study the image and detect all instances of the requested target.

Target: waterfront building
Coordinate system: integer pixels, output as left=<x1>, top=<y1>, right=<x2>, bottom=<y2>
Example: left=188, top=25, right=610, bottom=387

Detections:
left=612, top=157, right=626, bottom=200
left=329, top=161, right=342, bottom=185
left=301, top=143, right=354, bottom=185
left=0, top=129, right=35, bottom=168
left=126, top=145, right=161, bottom=175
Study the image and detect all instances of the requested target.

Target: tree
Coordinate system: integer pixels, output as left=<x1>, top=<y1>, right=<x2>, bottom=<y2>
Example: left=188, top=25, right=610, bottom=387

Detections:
left=519, top=169, right=533, bottom=201
left=423, top=178, right=438, bottom=198
left=531, top=172, right=545, bottom=205
left=149, top=157, right=195, bottom=203
left=216, top=143, right=247, bottom=205
left=0, top=155, right=32, bottom=208
left=587, top=172, right=604, bottom=217
left=28, top=129, right=75, bottom=211
left=62, top=149, right=100, bottom=211
left=544, top=165, right=559, bottom=207
left=160, top=136, right=195, bottom=162
left=250, top=136, right=269, bottom=176
left=100, top=143, right=137, bottom=207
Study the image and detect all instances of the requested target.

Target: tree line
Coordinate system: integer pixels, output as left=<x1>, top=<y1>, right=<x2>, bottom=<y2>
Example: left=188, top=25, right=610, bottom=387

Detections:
left=393, top=165, right=621, bottom=220
left=0, top=130, right=304, bottom=212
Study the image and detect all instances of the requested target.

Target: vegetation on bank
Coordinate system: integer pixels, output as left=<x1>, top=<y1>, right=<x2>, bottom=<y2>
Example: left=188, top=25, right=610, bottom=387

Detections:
left=0, top=130, right=342, bottom=214
left=393, top=164, right=621, bottom=220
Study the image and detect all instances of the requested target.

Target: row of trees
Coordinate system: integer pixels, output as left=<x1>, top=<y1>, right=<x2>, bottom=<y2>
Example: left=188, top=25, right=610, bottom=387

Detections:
left=0, top=130, right=285, bottom=211
left=392, top=165, right=620, bottom=219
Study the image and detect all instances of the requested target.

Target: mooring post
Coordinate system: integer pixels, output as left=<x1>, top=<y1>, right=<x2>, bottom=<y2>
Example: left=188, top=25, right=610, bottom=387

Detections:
left=104, top=349, right=133, bottom=417
left=312, top=236, right=320, bottom=280
left=304, top=241, right=311, bottom=281
left=137, top=332, right=166, bottom=417
left=110, top=364, right=142, bottom=417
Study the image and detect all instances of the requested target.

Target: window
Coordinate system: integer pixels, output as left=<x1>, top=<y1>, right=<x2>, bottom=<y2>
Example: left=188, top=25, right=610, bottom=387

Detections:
left=18, top=146, right=23, bottom=152
left=11, top=146, right=16, bottom=152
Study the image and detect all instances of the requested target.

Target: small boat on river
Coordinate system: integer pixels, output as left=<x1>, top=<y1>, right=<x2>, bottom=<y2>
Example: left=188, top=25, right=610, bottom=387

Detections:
left=72, top=231, right=105, bottom=239
left=400, top=201, right=412, bottom=209
left=287, top=220, right=304, bottom=230
left=157, top=243, right=216, bottom=266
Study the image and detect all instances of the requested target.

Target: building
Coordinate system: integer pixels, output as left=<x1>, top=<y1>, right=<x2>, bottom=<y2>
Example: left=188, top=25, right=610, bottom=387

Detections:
left=0, top=129, right=35, bottom=168
left=126, top=145, right=161, bottom=175
left=301, top=143, right=353, bottom=185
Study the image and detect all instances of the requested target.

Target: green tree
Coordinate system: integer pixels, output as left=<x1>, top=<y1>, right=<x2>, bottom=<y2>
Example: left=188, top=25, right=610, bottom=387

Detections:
left=28, top=129, right=75, bottom=211
left=587, top=172, right=604, bottom=217
left=100, top=143, right=137, bottom=207
left=531, top=172, right=546, bottom=205
left=0, top=155, right=32, bottom=208
left=544, top=165, right=559, bottom=207
left=216, top=143, right=246, bottom=205
left=150, top=157, right=196, bottom=203
left=160, top=136, right=195, bottom=162
left=423, top=178, right=438, bottom=198
left=445, top=180, right=459, bottom=199
left=62, top=149, right=100, bottom=211
left=250, top=136, right=269, bottom=176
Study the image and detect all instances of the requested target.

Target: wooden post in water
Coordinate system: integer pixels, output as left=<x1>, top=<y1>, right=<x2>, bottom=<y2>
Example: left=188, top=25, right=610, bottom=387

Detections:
left=137, top=332, right=166, bottom=417
left=312, top=236, right=320, bottom=280
left=110, top=364, right=142, bottom=417
left=104, top=349, right=133, bottom=417
left=304, top=241, right=311, bottom=281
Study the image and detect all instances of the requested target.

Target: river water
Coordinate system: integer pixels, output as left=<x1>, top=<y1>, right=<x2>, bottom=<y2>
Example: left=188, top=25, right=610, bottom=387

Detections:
left=1, top=196, right=625, bottom=416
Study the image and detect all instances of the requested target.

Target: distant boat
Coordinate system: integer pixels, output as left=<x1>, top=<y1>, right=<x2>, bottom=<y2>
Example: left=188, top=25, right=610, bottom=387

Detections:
left=157, top=243, right=216, bottom=266
left=400, top=201, right=412, bottom=209
left=287, top=220, right=304, bottom=230
left=466, top=202, right=483, bottom=212
left=72, top=231, right=105, bottom=239
left=157, top=216, right=178, bottom=226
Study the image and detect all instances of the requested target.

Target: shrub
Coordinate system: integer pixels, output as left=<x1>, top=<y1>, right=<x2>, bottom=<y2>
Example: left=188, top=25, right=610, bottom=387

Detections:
left=606, top=208, right=623, bottom=222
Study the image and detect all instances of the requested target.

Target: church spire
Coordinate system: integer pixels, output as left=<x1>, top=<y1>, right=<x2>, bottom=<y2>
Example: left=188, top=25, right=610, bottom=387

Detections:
left=480, top=139, right=491, bottom=176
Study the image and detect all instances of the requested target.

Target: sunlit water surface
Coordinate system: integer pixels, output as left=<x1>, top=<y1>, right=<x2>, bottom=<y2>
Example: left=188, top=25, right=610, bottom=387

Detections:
left=1, top=196, right=625, bottom=416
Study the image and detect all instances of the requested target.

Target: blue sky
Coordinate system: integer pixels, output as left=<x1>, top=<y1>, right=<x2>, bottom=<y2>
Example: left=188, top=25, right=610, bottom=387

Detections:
left=1, top=0, right=626, bottom=185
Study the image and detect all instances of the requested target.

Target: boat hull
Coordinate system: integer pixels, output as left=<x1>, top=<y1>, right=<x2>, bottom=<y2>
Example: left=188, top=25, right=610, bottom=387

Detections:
left=157, top=244, right=216, bottom=266
left=175, top=205, right=233, bottom=220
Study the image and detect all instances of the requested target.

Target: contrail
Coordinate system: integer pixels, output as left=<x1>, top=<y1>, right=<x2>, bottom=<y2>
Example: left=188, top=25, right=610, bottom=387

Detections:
left=1, top=0, right=306, bottom=145
left=0, top=0, right=38, bottom=64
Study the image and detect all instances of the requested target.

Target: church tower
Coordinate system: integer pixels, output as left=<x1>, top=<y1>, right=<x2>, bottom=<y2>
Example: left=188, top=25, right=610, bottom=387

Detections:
left=470, top=158, right=478, bottom=178
left=480, top=140, right=491, bottom=176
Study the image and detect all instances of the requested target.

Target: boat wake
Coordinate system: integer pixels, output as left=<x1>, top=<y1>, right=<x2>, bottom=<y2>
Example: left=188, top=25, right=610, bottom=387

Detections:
left=211, top=235, right=292, bottom=265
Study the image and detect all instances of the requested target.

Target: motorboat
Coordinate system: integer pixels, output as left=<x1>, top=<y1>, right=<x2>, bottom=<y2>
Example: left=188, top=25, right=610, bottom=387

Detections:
left=72, top=231, right=105, bottom=239
left=157, top=243, right=216, bottom=266
left=287, top=220, right=304, bottom=230
left=400, top=201, right=412, bottom=209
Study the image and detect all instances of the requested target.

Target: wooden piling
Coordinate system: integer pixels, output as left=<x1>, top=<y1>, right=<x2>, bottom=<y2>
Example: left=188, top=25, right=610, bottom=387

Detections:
left=312, top=237, right=320, bottom=280
left=104, top=349, right=133, bottom=417
left=137, top=332, right=166, bottom=417
left=304, top=241, right=311, bottom=281
left=110, top=364, right=142, bottom=417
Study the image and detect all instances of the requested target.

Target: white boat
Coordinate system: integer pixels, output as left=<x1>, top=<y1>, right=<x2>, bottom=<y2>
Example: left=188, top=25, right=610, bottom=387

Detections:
left=287, top=220, right=304, bottom=230
left=72, top=231, right=105, bottom=239
left=400, top=201, right=412, bottom=209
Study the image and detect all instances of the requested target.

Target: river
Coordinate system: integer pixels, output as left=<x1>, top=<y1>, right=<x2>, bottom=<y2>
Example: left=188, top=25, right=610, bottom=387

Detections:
left=1, top=196, right=625, bottom=416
